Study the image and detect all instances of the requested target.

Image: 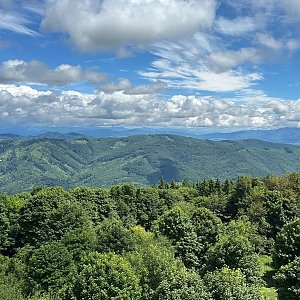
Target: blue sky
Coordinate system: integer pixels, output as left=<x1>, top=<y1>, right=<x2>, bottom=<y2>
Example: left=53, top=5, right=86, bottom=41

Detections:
left=0, top=0, right=300, bottom=130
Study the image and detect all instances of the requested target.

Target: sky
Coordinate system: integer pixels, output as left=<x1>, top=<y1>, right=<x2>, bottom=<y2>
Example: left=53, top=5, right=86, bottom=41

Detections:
left=0, top=0, right=300, bottom=131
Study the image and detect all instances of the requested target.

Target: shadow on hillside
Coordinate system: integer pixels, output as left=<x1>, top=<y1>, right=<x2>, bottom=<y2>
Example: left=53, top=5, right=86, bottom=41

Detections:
left=147, top=158, right=181, bottom=183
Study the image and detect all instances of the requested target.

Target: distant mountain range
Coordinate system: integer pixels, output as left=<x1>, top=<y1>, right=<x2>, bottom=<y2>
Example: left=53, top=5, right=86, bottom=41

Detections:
left=201, top=127, right=300, bottom=145
left=1, top=134, right=300, bottom=194
left=0, top=127, right=299, bottom=145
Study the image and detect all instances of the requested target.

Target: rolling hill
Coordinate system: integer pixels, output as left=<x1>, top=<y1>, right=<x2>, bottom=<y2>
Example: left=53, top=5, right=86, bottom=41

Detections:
left=1, top=135, right=300, bottom=193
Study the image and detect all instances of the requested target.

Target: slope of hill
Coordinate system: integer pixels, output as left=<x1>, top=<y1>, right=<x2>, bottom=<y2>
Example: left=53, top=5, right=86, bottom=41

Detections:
left=0, top=133, right=23, bottom=141
left=1, top=135, right=300, bottom=193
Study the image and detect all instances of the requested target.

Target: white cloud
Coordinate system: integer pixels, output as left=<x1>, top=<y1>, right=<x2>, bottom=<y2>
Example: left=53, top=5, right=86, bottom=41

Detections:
left=279, top=0, right=300, bottom=19
left=0, top=9, right=38, bottom=36
left=0, top=84, right=299, bottom=128
left=41, top=0, right=217, bottom=52
left=231, top=0, right=300, bottom=22
left=256, top=33, right=283, bottom=51
left=100, top=78, right=167, bottom=95
left=0, top=84, right=52, bottom=97
left=224, top=0, right=277, bottom=14
left=139, top=34, right=263, bottom=92
left=208, top=48, right=260, bottom=72
left=0, top=60, right=106, bottom=86
left=215, top=17, right=258, bottom=36
left=23, top=0, right=46, bottom=16
left=252, top=33, right=300, bottom=57
left=100, top=79, right=132, bottom=94
left=84, top=71, right=107, bottom=84
left=138, top=23, right=300, bottom=91
left=208, top=34, right=300, bottom=73
left=124, top=81, right=167, bottom=95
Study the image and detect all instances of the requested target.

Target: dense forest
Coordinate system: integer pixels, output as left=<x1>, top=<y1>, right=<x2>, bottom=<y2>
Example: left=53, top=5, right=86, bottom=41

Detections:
left=1, top=135, right=300, bottom=194
left=0, top=173, right=300, bottom=300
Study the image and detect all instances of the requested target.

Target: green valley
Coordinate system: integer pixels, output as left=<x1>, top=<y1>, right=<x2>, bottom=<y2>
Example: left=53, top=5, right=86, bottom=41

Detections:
left=1, top=135, right=300, bottom=193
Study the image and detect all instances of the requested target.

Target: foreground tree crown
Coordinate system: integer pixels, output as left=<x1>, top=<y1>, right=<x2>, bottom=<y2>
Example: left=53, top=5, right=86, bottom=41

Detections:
left=0, top=173, right=299, bottom=300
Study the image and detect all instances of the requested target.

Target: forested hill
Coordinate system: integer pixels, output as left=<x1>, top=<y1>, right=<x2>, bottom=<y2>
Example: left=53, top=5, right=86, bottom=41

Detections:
left=1, top=134, right=300, bottom=193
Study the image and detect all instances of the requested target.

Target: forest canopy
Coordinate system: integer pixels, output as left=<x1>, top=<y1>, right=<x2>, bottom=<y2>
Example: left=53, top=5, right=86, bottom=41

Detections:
left=0, top=173, right=300, bottom=300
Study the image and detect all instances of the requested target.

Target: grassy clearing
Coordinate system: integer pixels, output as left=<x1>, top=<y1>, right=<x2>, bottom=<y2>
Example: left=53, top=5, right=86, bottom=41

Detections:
left=259, top=255, right=278, bottom=300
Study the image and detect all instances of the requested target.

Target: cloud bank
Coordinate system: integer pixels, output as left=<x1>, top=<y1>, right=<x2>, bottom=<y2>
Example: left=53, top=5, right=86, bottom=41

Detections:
left=0, top=84, right=299, bottom=128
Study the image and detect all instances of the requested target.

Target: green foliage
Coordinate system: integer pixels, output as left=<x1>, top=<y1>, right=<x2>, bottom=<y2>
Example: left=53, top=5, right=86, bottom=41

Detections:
left=136, top=188, right=166, bottom=229
left=190, top=207, right=222, bottom=249
left=128, top=227, right=184, bottom=299
left=73, top=252, right=141, bottom=300
left=0, top=173, right=298, bottom=299
left=158, top=189, right=185, bottom=208
left=154, top=206, right=200, bottom=269
left=70, top=187, right=113, bottom=223
left=0, top=192, right=29, bottom=253
left=225, top=217, right=267, bottom=254
left=227, top=175, right=258, bottom=217
left=260, top=288, right=278, bottom=300
left=206, top=219, right=261, bottom=283
left=110, top=183, right=137, bottom=226
left=0, top=255, right=25, bottom=300
left=259, top=256, right=278, bottom=300
left=0, top=275, right=25, bottom=300
left=61, top=226, right=97, bottom=261
left=96, top=217, right=134, bottom=254
left=155, top=206, right=222, bottom=270
left=204, top=268, right=261, bottom=300
left=25, top=242, right=75, bottom=297
left=274, top=256, right=300, bottom=300
left=17, top=187, right=91, bottom=247
left=0, top=200, right=11, bottom=251
left=155, top=206, right=191, bottom=243
left=192, top=194, right=230, bottom=221
left=264, top=191, right=300, bottom=239
left=274, top=218, right=300, bottom=268
left=154, top=271, right=212, bottom=300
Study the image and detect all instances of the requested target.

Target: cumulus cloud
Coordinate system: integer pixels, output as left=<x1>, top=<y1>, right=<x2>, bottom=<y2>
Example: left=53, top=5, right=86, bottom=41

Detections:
left=0, top=60, right=106, bottom=86
left=0, top=84, right=52, bottom=98
left=100, top=78, right=167, bottom=95
left=0, top=84, right=299, bottom=128
left=41, top=0, right=217, bottom=52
